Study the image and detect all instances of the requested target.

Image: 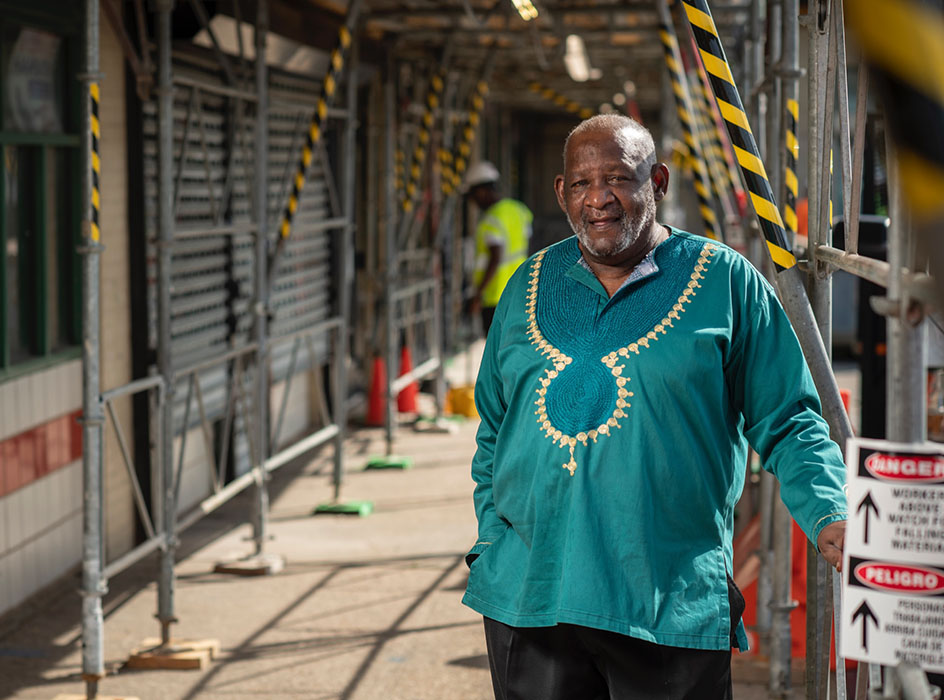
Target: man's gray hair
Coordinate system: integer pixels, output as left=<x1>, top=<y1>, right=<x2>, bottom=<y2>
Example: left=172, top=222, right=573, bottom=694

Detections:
left=563, top=114, right=657, bottom=172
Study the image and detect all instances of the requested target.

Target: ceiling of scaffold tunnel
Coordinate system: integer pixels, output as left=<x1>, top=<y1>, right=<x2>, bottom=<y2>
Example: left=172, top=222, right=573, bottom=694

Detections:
left=322, top=0, right=753, bottom=120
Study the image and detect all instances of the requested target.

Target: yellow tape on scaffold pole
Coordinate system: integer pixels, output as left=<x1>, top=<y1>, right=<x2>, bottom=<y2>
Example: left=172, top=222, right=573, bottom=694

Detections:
left=845, top=0, right=944, bottom=223
left=277, top=0, right=361, bottom=240
left=527, top=82, right=595, bottom=120
left=681, top=0, right=797, bottom=270
left=90, top=82, right=101, bottom=243
left=688, top=67, right=731, bottom=205
left=442, top=79, right=490, bottom=196
left=783, top=98, right=799, bottom=237
left=657, top=1, right=722, bottom=242
left=401, top=68, right=446, bottom=214
left=694, top=58, right=744, bottom=205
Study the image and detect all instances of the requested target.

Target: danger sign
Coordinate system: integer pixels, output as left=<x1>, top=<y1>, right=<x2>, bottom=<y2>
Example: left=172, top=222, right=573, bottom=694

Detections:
left=841, top=439, right=944, bottom=673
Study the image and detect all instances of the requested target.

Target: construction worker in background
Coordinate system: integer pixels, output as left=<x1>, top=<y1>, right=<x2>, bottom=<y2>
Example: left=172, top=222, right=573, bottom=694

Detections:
left=464, top=161, right=533, bottom=335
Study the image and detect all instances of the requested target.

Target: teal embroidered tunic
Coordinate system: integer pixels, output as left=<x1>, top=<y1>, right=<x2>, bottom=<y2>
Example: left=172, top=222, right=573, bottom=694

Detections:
left=461, top=228, right=847, bottom=651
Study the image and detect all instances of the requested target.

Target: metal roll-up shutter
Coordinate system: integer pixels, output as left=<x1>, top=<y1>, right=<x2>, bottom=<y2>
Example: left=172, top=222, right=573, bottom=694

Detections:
left=143, top=49, right=259, bottom=502
left=143, top=48, right=338, bottom=502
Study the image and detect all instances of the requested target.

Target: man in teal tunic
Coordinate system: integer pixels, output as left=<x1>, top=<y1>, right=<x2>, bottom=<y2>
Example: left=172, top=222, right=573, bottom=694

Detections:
left=462, top=114, right=847, bottom=699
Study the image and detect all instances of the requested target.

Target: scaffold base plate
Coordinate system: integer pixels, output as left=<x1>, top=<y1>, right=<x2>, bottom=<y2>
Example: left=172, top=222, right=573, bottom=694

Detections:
left=364, top=455, right=413, bottom=470
left=312, top=500, right=374, bottom=517
left=213, top=553, right=285, bottom=576
left=413, top=417, right=460, bottom=434
left=125, top=638, right=220, bottom=671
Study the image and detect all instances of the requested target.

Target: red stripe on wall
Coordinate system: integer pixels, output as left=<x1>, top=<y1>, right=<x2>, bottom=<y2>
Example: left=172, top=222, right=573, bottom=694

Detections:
left=0, top=411, right=83, bottom=498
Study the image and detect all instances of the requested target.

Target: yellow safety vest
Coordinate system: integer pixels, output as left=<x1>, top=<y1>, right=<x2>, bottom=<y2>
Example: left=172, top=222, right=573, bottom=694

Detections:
left=474, top=198, right=533, bottom=308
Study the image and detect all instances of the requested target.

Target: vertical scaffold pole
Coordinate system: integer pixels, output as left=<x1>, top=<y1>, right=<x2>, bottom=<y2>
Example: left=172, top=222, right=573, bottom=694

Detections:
left=884, top=129, right=932, bottom=700
left=156, top=0, right=177, bottom=646
left=335, top=31, right=358, bottom=499
left=657, top=0, right=722, bottom=242
left=769, top=2, right=800, bottom=696
left=384, top=53, right=398, bottom=454
left=805, top=4, right=837, bottom=695
left=80, top=0, right=105, bottom=695
left=680, top=0, right=853, bottom=450
left=766, top=0, right=783, bottom=204
left=251, top=0, right=270, bottom=556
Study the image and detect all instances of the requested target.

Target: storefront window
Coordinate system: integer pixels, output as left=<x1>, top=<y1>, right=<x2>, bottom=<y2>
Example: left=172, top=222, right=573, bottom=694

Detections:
left=0, top=18, right=78, bottom=375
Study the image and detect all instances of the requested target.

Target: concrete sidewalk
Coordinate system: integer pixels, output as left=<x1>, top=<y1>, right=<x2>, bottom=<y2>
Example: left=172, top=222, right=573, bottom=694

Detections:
left=0, top=343, right=801, bottom=699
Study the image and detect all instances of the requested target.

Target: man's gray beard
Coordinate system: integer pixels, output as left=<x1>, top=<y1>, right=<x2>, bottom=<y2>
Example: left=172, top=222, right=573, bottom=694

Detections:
left=568, top=196, right=655, bottom=259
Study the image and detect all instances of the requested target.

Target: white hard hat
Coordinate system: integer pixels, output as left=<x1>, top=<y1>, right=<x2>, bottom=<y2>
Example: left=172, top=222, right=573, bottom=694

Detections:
left=463, top=161, right=500, bottom=192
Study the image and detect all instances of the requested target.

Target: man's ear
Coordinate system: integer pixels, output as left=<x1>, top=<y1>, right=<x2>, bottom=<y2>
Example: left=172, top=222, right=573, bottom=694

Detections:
left=554, top=174, right=567, bottom=212
left=650, top=163, right=670, bottom=202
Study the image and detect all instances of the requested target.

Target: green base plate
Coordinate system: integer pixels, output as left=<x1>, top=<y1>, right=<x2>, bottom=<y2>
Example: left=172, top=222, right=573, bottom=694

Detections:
left=416, top=414, right=466, bottom=424
left=364, top=455, right=414, bottom=470
left=312, top=500, right=374, bottom=517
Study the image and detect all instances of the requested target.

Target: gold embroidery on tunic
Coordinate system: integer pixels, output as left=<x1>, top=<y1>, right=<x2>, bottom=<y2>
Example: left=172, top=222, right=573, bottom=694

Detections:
left=528, top=242, right=718, bottom=476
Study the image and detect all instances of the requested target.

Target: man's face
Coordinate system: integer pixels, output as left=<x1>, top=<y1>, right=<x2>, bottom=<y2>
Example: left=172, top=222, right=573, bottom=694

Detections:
left=554, top=126, right=664, bottom=263
left=468, top=184, right=493, bottom=210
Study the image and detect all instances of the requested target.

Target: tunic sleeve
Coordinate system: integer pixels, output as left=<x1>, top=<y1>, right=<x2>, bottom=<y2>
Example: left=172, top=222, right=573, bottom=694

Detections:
left=468, top=293, right=513, bottom=564
left=725, top=256, right=848, bottom=546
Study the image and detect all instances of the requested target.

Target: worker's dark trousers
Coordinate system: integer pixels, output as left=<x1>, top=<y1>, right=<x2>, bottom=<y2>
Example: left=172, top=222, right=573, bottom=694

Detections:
left=482, top=618, right=733, bottom=700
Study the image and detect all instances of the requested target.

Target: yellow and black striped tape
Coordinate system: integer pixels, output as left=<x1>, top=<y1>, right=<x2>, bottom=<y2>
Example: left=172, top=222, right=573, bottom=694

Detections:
left=278, top=21, right=356, bottom=240
left=783, top=98, right=799, bottom=237
left=695, top=62, right=743, bottom=203
left=658, top=22, right=722, bottom=242
left=845, top=0, right=944, bottom=222
left=527, top=82, right=594, bottom=120
left=682, top=0, right=796, bottom=270
left=441, top=80, right=489, bottom=196
left=689, top=67, right=731, bottom=204
left=401, top=70, right=446, bottom=213
left=90, top=82, right=101, bottom=243
left=394, top=149, right=405, bottom=195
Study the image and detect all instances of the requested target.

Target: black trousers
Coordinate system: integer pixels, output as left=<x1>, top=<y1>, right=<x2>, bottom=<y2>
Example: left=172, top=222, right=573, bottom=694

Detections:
left=483, top=618, right=732, bottom=700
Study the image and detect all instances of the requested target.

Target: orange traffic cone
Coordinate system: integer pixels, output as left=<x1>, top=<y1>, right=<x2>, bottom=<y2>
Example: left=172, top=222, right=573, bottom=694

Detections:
left=397, top=345, right=419, bottom=413
left=366, top=356, right=386, bottom=426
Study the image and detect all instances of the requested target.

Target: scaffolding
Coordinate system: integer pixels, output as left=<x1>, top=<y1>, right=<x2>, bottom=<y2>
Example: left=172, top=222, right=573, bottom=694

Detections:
left=71, top=0, right=942, bottom=698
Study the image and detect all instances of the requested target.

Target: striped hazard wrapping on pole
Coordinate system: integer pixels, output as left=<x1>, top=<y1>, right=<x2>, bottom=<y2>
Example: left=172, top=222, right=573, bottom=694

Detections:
left=441, top=79, right=489, bottom=196
left=845, top=0, right=944, bottom=223
left=784, top=98, right=799, bottom=237
left=402, top=69, right=446, bottom=213
left=689, top=68, right=732, bottom=206
left=694, top=58, right=745, bottom=207
left=657, top=0, right=722, bottom=242
left=681, top=0, right=797, bottom=270
left=527, top=82, right=594, bottom=120
left=277, top=0, right=361, bottom=240
left=90, top=81, right=101, bottom=243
